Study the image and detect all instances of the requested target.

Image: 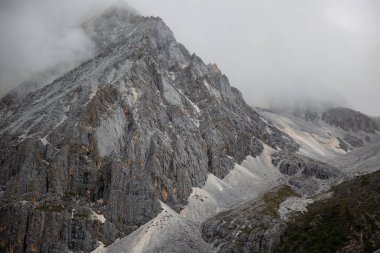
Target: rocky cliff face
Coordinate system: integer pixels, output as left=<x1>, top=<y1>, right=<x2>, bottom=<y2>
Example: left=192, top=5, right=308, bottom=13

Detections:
left=321, top=107, right=379, bottom=134
left=279, top=170, right=380, bottom=253
left=0, top=4, right=298, bottom=252
left=374, top=117, right=380, bottom=130
left=201, top=185, right=298, bottom=253
left=200, top=106, right=380, bottom=253
left=271, top=152, right=341, bottom=180
left=292, top=107, right=379, bottom=134
left=202, top=168, right=380, bottom=253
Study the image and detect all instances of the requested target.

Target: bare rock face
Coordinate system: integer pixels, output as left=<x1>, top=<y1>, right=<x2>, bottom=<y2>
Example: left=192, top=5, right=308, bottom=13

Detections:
left=374, top=116, right=380, bottom=130
left=321, top=107, right=378, bottom=134
left=201, top=186, right=298, bottom=253
left=0, top=4, right=298, bottom=252
left=342, top=134, right=364, bottom=148
left=279, top=170, right=380, bottom=253
left=202, top=167, right=380, bottom=253
left=271, top=152, right=341, bottom=180
left=289, top=106, right=378, bottom=134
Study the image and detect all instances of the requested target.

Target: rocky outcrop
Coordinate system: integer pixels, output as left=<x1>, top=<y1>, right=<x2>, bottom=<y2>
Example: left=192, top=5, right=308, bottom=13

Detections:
left=373, top=117, right=380, bottom=130
left=279, top=170, right=380, bottom=253
left=0, top=3, right=298, bottom=252
left=343, top=134, right=364, bottom=148
left=0, top=197, right=120, bottom=252
left=321, top=107, right=378, bottom=134
left=337, top=137, right=350, bottom=151
left=289, top=106, right=378, bottom=134
left=271, top=152, right=341, bottom=180
left=202, top=167, right=380, bottom=253
left=337, top=134, right=365, bottom=152
left=201, top=185, right=298, bottom=253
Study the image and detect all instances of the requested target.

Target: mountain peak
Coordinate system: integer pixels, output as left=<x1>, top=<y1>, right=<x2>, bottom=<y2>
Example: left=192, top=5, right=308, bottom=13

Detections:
left=104, top=0, right=139, bottom=16
left=83, top=0, right=143, bottom=51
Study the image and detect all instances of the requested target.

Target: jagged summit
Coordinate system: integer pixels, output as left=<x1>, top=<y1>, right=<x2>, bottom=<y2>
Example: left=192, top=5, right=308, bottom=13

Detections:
left=265, top=98, right=379, bottom=134
left=289, top=106, right=379, bottom=134
left=83, top=0, right=142, bottom=51
left=2, top=1, right=378, bottom=252
left=322, top=107, right=379, bottom=133
left=0, top=4, right=300, bottom=252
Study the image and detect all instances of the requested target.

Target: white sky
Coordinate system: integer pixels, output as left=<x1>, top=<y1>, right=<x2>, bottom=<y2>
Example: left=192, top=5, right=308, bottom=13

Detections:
left=127, top=0, right=380, bottom=115
left=0, top=0, right=379, bottom=115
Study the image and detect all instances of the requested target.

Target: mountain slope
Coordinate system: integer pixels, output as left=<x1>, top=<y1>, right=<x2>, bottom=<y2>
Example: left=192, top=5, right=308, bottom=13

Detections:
left=257, top=107, right=379, bottom=161
left=199, top=107, right=380, bottom=253
left=201, top=169, right=380, bottom=253
left=279, top=170, right=380, bottom=253
left=0, top=4, right=298, bottom=252
left=1, top=3, right=378, bottom=253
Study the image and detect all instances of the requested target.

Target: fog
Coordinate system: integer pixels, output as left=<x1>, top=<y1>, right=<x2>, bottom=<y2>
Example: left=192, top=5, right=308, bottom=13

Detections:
left=0, top=0, right=114, bottom=94
left=0, top=0, right=379, bottom=115
left=128, top=0, right=380, bottom=115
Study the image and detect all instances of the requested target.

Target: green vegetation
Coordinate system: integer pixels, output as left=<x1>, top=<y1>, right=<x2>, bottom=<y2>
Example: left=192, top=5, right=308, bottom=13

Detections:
left=263, top=185, right=300, bottom=218
left=280, top=171, right=380, bottom=253
left=280, top=201, right=349, bottom=252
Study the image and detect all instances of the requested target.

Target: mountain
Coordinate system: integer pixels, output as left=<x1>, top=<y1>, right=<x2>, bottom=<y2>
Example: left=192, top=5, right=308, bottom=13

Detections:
left=202, top=167, right=380, bottom=253
left=279, top=169, right=380, bottom=252
left=0, top=2, right=379, bottom=253
left=0, top=3, right=299, bottom=252
left=373, top=116, right=380, bottom=131
left=291, top=106, right=379, bottom=134
left=201, top=108, right=380, bottom=253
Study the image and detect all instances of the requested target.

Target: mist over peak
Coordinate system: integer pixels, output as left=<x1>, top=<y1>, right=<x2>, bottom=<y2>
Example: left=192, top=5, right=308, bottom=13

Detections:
left=93, top=0, right=140, bottom=21
left=125, top=0, right=380, bottom=116
left=0, top=0, right=120, bottom=96
left=0, top=0, right=379, bottom=116
left=0, top=1, right=380, bottom=253
left=261, top=80, right=349, bottom=114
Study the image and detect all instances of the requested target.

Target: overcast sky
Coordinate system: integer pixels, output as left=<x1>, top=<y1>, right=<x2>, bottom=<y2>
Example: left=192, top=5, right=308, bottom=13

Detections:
left=0, top=0, right=379, bottom=115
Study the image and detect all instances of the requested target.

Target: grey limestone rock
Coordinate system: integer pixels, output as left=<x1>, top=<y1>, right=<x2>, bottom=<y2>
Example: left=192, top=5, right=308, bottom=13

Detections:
left=321, top=107, right=378, bottom=134
left=201, top=185, right=298, bottom=253
left=343, top=134, right=364, bottom=148
left=0, top=3, right=298, bottom=252
left=272, top=152, right=341, bottom=180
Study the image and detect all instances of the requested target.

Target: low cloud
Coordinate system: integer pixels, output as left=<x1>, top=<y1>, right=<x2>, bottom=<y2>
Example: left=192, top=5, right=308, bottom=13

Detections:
left=128, top=0, right=380, bottom=115
left=0, top=0, right=114, bottom=94
left=1, top=0, right=379, bottom=115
